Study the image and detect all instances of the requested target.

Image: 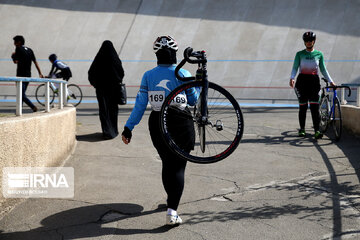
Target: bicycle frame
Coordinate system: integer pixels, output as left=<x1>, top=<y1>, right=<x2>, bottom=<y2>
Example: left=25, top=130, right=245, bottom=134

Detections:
left=175, top=48, right=209, bottom=123
left=160, top=47, right=243, bottom=163
left=321, top=79, right=351, bottom=123
left=325, top=87, right=337, bottom=122
left=320, top=78, right=351, bottom=140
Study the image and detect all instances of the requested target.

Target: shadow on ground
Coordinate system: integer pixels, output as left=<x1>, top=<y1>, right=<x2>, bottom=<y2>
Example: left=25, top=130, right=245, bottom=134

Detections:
left=76, top=132, right=106, bottom=142
left=0, top=203, right=177, bottom=239
left=239, top=129, right=360, bottom=239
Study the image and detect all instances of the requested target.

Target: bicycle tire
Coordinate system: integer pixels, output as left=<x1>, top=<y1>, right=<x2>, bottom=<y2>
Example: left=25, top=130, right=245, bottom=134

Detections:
left=35, top=84, right=55, bottom=106
left=319, top=95, right=330, bottom=133
left=160, top=81, right=244, bottom=164
left=67, top=84, right=83, bottom=107
left=331, top=97, right=342, bottom=141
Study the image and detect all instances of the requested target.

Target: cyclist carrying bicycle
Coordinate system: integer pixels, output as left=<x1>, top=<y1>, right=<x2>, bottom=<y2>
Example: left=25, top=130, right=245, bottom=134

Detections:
left=289, top=31, right=336, bottom=139
left=121, top=35, right=199, bottom=225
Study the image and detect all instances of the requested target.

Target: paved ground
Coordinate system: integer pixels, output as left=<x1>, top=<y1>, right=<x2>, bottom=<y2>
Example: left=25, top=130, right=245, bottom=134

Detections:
left=0, top=104, right=360, bottom=240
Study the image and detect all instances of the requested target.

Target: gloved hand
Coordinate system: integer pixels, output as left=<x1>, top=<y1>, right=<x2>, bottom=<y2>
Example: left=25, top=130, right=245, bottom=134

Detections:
left=122, top=126, right=132, bottom=144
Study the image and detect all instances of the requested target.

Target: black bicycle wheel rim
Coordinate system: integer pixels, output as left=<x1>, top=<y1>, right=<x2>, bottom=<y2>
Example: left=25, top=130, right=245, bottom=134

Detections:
left=35, top=84, right=55, bottom=106
left=332, top=97, right=342, bottom=140
left=319, top=95, right=330, bottom=133
left=160, top=81, right=244, bottom=164
left=67, top=84, right=83, bottom=107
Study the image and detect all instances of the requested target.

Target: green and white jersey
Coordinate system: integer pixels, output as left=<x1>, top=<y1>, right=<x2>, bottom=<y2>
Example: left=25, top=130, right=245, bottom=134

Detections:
left=290, top=49, right=333, bottom=83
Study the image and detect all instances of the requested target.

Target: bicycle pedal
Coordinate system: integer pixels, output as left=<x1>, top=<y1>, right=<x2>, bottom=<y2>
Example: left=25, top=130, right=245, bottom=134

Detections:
left=215, top=120, right=223, bottom=131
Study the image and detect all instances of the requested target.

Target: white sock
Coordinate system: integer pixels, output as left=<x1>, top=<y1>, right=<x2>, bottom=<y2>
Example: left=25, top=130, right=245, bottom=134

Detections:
left=167, top=208, right=177, bottom=216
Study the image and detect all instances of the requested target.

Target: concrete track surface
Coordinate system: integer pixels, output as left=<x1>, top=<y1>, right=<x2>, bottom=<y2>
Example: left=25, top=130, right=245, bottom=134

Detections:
left=1, top=1, right=360, bottom=240
left=0, top=0, right=360, bottom=105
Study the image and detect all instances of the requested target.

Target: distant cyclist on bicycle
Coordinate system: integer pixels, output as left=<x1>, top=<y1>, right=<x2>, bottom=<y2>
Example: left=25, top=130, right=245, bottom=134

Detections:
left=289, top=31, right=336, bottom=139
left=46, top=53, right=72, bottom=94
left=46, top=54, right=72, bottom=81
left=121, top=35, right=199, bottom=225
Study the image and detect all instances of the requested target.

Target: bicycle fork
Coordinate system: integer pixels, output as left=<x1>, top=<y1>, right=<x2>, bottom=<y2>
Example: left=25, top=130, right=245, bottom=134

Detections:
left=198, top=62, right=224, bottom=132
left=199, top=66, right=209, bottom=125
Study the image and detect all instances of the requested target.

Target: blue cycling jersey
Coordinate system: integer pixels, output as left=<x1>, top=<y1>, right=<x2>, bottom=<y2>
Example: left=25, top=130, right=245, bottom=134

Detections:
left=48, top=59, right=72, bottom=80
left=125, top=64, right=199, bottom=131
left=49, top=60, right=69, bottom=74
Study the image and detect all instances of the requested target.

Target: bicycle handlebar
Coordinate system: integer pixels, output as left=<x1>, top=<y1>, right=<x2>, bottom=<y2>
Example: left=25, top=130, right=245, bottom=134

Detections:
left=175, top=47, right=207, bottom=81
left=183, top=47, right=207, bottom=64
left=321, top=78, right=351, bottom=97
left=175, top=59, right=195, bottom=81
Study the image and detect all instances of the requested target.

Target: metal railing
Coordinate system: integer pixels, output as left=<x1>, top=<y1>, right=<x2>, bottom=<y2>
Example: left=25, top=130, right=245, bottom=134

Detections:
left=341, top=83, right=360, bottom=107
left=0, top=76, right=67, bottom=116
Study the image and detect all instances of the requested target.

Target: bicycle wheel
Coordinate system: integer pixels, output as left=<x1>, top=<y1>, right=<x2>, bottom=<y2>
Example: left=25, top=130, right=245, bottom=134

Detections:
left=160, top=81, right=244, bottom=164
left=331, top=97, right=342, bottom=141
left=319, top=95, right=330, bottom=133
left=35, top=84, right=55, bottom=106
left=67, top=84, right=83, bottom=107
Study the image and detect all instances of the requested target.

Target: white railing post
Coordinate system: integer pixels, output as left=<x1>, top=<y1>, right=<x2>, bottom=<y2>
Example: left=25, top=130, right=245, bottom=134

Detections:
left=45, top=81, right=50, bottom=112
left=341, top=88, right=345, bottom=105
left=59, top=82, right=63, bottom=109
left=16, top=81, right=22, bottom=116
left=63, top=82, right=68, bottom=105
left=357, top=87, right=360, bottom=107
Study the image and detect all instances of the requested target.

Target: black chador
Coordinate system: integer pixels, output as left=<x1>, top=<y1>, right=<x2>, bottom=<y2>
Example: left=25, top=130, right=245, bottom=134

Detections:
left=88, top=40, right=124, bottom=139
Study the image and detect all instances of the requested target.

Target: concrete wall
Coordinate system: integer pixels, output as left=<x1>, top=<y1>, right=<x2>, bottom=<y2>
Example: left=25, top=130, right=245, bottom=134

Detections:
left=342, top=105, right=360, bottom=136
left=0, top=107, right=76, bottom=201
left=1, top=0, right=360, bottom=104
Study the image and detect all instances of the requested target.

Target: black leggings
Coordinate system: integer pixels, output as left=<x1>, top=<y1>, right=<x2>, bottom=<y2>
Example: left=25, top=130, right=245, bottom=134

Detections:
left=295, top=74, right=321, bottom=131
left=148, top=110, right=194, bottom=210
left=299, top=103, right=320, bottom=131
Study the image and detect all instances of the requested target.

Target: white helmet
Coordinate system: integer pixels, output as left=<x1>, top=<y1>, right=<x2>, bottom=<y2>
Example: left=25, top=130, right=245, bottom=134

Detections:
left=153, top=35, right=178, bottom=53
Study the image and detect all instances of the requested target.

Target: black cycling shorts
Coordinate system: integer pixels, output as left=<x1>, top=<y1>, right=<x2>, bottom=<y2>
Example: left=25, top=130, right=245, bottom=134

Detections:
left=149, top=107, right=195, bottom=154
left=294, top=74, right=321, bottom=104
left=55, top=67, right=72, bottom=81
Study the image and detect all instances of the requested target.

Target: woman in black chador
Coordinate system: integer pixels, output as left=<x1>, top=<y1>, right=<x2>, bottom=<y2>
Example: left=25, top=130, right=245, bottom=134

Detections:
left=88, top=40, right=124, bottom=139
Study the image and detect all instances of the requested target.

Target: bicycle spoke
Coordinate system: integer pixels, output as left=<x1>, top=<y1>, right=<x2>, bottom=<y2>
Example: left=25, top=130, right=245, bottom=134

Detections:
left=160, top=81, right=243, bottom=163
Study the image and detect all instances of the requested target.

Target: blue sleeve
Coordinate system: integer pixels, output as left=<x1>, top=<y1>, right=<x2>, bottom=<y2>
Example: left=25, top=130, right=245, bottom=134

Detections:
left=186, top=86, right=199, bottom=106
left=125, top=73, right=149, bottom=131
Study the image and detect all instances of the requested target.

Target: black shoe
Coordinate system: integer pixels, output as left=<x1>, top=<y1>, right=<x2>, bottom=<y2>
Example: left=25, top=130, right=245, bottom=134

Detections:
left=32, top=106, right=38, bottom=112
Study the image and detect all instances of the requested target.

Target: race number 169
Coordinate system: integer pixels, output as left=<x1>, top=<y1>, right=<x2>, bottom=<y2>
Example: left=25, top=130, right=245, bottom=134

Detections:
left=149, top=94, right=164, bottom=102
